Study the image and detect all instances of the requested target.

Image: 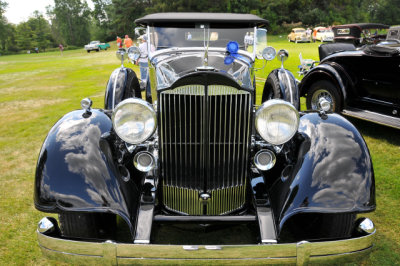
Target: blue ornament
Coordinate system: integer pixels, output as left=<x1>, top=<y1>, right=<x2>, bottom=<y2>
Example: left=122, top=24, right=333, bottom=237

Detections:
left=224, top=56, right=234, bottom=65
left=226, top=41, right=239, bottom=54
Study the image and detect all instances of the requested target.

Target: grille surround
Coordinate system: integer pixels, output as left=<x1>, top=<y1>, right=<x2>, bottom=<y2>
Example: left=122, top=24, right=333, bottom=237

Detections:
left=159, top=84, right=252, bottom=215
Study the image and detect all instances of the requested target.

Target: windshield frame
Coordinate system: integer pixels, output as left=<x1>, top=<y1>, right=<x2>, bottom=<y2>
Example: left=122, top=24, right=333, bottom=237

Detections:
left=146, top=25, right=258, bottom=60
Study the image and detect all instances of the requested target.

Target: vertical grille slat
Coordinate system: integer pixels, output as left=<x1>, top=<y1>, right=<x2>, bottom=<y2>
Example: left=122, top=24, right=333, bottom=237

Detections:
left=160, top=85, right=251, bottom=215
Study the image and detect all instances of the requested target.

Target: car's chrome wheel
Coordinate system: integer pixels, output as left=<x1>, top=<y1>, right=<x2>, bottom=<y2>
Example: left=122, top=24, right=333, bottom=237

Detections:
left=311, top=89, right=335, bottom=111
left=306, top=80, right=342, bottom=112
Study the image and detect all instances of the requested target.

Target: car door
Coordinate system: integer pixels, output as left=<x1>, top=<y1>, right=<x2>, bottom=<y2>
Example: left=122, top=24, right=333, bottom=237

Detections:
left=359, top=51, right=400, bottom=104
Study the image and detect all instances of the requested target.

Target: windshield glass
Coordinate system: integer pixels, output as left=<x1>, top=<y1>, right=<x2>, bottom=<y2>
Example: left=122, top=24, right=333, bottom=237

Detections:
left=149, top=27, right=255, bottom=51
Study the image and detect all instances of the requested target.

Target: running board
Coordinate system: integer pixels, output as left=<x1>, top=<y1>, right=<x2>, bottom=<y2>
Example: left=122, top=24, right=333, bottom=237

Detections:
left=342, top=108, right=400, bottom=129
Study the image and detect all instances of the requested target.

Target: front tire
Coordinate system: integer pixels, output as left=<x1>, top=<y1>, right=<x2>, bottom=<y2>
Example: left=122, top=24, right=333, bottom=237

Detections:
left=59, top=212, right=116, bottom=240
left=262, top=69, right=282, bottom=103
left=306, top=80, right=342, bottom=112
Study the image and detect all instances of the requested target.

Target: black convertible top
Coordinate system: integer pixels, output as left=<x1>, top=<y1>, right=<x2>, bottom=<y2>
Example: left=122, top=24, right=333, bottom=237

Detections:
left=135, top=13, right=268, bottom=27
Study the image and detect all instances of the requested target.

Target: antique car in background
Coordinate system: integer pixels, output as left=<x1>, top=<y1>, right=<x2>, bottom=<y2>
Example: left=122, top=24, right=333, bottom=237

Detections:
left=288, top=27, right=311, bottom=43
left=84, top=40, right=110, bottom=52
left=332, top=23, right=389, bottom=46
left=35, top=13, right=375, bottom=264
left=379, top=26, right=400, bottom=46
left=299, top=41, right=400, bottom=129
left=312, top=27, right=334, bottom=42
left=387, top=26, right=400, bottom=42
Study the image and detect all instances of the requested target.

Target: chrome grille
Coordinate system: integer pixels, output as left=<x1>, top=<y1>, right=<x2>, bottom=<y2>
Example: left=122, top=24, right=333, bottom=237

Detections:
left=160, top=85, right=251, bottom=215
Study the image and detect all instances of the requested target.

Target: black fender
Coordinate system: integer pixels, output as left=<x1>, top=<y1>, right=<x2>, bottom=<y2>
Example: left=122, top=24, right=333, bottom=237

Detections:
left=269, top=112, right=375, bottom=234
left=104, top=67, right=141, bottom=110
left=299, top=63, right=354, bottom=106
left=266, top=68, right=300, bottom=109
left=34, top=109, right=139, bottom=240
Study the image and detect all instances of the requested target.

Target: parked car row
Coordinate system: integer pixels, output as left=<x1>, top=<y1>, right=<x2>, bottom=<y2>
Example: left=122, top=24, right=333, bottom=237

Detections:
left=35, top=12, right=378, bottom=265
left=288, top=23, right=400, bottom=46
left=288, top=27, right=334, bottom=43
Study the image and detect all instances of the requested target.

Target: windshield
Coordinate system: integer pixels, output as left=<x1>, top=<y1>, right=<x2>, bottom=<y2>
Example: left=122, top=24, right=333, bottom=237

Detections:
left=149, top=27, right=255, bottom=51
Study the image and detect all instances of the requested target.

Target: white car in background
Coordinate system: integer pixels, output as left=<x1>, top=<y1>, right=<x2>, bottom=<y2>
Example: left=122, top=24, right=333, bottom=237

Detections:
left=313, top=27, right=334, bottom=42
left=84, top=41, right=110, bottom=52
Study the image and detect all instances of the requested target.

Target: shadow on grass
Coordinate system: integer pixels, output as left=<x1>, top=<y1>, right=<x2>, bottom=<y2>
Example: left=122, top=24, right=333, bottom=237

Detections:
left=346, top=117, right=400, bottom=146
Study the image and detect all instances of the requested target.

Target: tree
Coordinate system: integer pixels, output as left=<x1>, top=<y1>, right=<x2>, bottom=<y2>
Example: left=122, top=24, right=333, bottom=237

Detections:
left=0, top=0, right=8, bottom=51
left=15, top=22, right=33, bottom=50
left=26, top=11, right=54, bottom=51
left=47, top=0, right=91, bottom=46
left=370, top=0, right=400, bottom=25
left=91, top=0, right=115, bottom=41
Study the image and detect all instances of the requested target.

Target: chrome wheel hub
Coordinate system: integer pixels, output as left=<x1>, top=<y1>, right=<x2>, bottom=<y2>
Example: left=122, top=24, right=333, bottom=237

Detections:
left=311, top=89, right=334, bottom=111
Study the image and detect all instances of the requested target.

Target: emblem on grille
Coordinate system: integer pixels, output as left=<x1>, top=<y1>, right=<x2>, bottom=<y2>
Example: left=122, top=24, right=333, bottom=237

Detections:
left=199, top=192, right=211, bottom=204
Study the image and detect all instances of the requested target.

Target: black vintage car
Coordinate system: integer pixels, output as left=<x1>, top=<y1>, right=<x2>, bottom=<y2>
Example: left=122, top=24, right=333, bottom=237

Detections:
left=300, top=42, right=400, bottom=129
left=332, top=23, right=389, bottom=46
left=35, top=13, right=375, bottom=264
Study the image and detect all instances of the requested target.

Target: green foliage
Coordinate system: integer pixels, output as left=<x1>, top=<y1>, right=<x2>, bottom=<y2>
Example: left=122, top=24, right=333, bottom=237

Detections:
left=370, top=0, right=400, bottom=25
left=47, top=0, right=91, bottom=46
left=15, top=22, right=33, bottom=50
left=2, top=0, right=400, bottom=53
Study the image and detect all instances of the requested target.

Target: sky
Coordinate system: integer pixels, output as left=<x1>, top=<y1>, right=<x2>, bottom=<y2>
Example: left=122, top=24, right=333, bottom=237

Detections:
left=4, top=0, right=93, bottom=24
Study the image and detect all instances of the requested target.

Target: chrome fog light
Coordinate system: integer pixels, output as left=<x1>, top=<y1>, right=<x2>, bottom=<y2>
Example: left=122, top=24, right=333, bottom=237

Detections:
left=134, top=151, right=155, bottom=172
left=357, top=218, right=375, bottom=234
left=38, top=217, right=56, bottom=234
left=254, top=149, right=276, bottom=171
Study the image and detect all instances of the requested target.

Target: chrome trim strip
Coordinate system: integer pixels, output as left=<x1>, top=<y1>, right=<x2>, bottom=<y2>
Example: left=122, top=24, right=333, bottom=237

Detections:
left=111, top=69, right=120, bottom=110
left=37, top=230, right=375, bottom=264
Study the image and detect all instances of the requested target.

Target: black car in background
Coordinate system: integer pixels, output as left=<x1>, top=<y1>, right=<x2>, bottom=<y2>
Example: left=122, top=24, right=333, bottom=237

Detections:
left=332, top=23, right=389, bottom=46
left=300, top=41, right=400, bottom=129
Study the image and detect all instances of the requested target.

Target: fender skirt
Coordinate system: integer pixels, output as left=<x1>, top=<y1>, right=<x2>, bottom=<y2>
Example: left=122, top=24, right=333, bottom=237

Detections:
left=34, top=109, right=139, bottom=239
left=269, top=112, right=375, bottom=233
left=104, top=67, right=141, bottom=110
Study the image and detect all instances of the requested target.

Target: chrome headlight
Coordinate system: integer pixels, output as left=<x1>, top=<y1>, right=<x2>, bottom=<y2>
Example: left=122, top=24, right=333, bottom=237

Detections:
left=255, top=99, right=299, bottom=145
left=112, top=98, right=157, bottom=144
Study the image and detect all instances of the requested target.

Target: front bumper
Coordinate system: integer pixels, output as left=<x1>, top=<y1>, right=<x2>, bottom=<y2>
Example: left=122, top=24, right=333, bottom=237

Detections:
left=296, top=37, right=310, bottom=42
left=37, top=229, right=375, bottom=265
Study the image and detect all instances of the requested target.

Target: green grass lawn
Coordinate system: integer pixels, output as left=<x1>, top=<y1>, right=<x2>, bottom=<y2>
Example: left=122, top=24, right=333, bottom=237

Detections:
left=0, top=38, right=399, bottom=265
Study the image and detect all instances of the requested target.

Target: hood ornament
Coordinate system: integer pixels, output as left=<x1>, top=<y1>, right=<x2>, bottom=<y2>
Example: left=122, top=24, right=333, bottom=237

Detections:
left=197, top=26, right=215, bottom=71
